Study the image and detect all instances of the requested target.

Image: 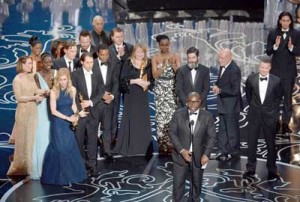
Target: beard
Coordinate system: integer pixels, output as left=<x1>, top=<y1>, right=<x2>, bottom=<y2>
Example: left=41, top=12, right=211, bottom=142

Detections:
left=188, top=62, right=197, bottom=69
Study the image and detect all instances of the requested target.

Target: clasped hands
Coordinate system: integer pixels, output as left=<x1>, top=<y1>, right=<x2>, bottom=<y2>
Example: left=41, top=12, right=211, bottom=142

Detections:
left=132, top=78, right=150, bottom=91
left=102, top=91, right=113, bottom=104
left=275, top=36, right=293, bottom=50
left=181, top=149, right=209, bottom=166
left=34, top=89, right=50, bottom=103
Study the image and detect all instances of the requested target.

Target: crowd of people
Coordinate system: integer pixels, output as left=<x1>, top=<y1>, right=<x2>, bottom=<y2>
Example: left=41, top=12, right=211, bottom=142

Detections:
left=6, top=10, right=300, bottom=200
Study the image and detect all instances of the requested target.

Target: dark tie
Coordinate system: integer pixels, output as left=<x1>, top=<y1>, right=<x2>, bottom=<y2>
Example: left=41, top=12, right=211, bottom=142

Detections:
left=101, top=62, right=108, bottom=66
left=68, top=61, right=72, bottom=72
left=189, top=112, right=197, bottom=116
left=189, top=65, right=198, bottom=70
left=260, top=77, right=267, bottom=81
left=81, top=49, right=87, bottom=53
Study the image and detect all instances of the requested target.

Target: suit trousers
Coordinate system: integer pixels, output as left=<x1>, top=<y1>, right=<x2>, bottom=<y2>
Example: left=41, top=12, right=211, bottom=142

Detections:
left=99, top=104, right=114, bottom=156
left=75, top=116, right=98, bottom=168
left=173, top=159, right=204, bottom=202
left=246, top=119, right=277, bottom=173
left=217, top=113, right=240, bottom=154
left=280, top=78, right=294, bottom=124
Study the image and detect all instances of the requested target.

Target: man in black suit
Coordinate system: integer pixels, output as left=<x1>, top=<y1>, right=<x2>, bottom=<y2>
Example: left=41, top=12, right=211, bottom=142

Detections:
left=266, top=11, right=300, bottom=134
left=53, top=39, right=80, bottom=72
left=212, top=48, right=242, bottom=161
left=76, top=30, right=98, bottom=59
left=243, top=57, right=282, bottom=181
left=71, top=52, right=104, bottom=176
left=176, top=47, right=210, bottom=109
left=93, top=44, right=120, bottom=160
left=108, top=27, right=133, bottom=68
left=108, top=27, right=133, bottom=139
left=90, top=15, right=111, bottom=49
left=170, top=92, right=216, bottom=202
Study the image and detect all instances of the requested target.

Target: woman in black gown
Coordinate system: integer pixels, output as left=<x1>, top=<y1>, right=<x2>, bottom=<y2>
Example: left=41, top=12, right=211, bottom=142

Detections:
left=113, top=44, right=154, bottom=156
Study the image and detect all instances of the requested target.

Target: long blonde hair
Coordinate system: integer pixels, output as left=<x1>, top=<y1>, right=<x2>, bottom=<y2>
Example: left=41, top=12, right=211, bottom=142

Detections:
left=130, top=43, right=148, bottom=69
left=53, top=68, right=74, bottom=99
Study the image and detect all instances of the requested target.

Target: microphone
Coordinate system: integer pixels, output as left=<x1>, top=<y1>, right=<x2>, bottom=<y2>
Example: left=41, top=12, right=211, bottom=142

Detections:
left=189, top=120, right=195, bottom=135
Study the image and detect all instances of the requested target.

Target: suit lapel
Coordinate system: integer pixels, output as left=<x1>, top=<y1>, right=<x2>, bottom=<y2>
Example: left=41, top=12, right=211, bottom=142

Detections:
left=265, top=75, right=274, bottom=104
left=193, top=110, right=204, bottom=136
left=253, top=74, right=262, bottom=104
left=183, top=109, right=190, bottom=134
left=194, top=66, right=201, bottom=88
left=97, top=60, right=105, bottom=85
left=79, top=69, right=89, bottom=98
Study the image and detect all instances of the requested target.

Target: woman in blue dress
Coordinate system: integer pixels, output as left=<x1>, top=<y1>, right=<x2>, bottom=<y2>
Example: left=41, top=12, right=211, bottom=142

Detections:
left=41, top=68, right=87, bottom=185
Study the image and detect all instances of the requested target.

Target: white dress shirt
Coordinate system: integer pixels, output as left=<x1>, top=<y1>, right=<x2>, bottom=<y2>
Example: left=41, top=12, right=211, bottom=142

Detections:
left=191, top=69, right=196, bottom=85
left=259, top=74, right=269, bottom=104
left=64, top=56, right=73, bottom=72
left=189, top=109, right=199, bottom=152
left=98, top=59, right=108, bottom=85
left=220, top=61, right=231, bottom=77
left=79, top=46, right=91, bottom=57
left=83, top=68, right=93, bottom=99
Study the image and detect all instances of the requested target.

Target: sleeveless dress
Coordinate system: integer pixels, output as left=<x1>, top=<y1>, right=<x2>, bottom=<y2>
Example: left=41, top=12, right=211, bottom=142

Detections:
left=153, top=64, right=177, bottom=155
left=41, top=90, right=87, bottom=185
left=31, top=73, right=51, bottom=179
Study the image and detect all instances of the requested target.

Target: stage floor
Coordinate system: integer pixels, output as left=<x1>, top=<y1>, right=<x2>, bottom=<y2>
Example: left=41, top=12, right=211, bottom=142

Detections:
left=1, top=153, right=300, bottom=202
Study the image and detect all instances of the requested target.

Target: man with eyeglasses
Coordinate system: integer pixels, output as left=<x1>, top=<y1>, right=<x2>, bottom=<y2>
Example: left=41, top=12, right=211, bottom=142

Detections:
left=169, top=92, right=216, bottom=201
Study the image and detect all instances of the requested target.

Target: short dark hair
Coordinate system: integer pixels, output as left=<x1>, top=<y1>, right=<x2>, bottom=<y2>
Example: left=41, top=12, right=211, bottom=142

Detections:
left=97, top=44, right=109, bottom=52
left=186, top=47, right=199, bottom=57
left=110, top=27, right=124, bottom=37
left=277, top=11, right=294, bottom=30
left=80, top=52, right=94, bottom=62
left=259, top=55, right=272, bottom=64
left=79, top=30, right=92, bottom=39
left=63, top=39, right=77, bottom=50
left=156, top=34, right=169, bottom=43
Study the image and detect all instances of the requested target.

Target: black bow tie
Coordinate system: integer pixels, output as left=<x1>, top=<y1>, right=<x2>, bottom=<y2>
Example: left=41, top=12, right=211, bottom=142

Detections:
left=100, top=62, right=108, bottom=66
left=81, top=49, right=87, bottom=53
left=189, top=66, right=198, bottom=70
left=260, top=77, right=267, bottom=81
left=189, top=112, right=197, bottom=116
left=220, top=66, right=225, bottom=69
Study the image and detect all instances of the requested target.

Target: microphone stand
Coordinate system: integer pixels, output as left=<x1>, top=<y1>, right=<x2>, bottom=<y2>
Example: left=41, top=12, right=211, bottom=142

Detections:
left=189, top=120, right=194, bottom=201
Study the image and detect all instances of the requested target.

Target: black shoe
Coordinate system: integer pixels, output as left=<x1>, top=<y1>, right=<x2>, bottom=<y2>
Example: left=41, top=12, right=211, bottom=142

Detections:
left=88, top=166, right=100, bottom=177
left=230, top=151, right=240, bottom=159
left=216, top=153, right=231, bottom=161
left=268, top=172, right=280, bottom=181
left=105, top=155, right=115, bottom=162
left=282, top=123, right=292, bottom=134
left=243, top=171, right=255, bottom=179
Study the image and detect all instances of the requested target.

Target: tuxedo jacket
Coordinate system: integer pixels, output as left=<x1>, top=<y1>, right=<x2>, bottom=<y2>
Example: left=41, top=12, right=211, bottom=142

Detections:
left=215, top=60, right=242, bottom=114
left=75, top=44, right=98, bottom=59
left=176, top=64, right=210, bottom=108
left=108, top=42, right=133, bottom=72
left=93, top=59, right=120, bottom=106
left=53, top=57, right=81, bottom=71
left=71, top=68, right=105, bottom=121
left=90, top=30, right=111, bottom=48
left=266, top=28, right=300, bottom=79
left=245, top=73, right=282, bottom=126
left=169, top=107, right=216, bottom=168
